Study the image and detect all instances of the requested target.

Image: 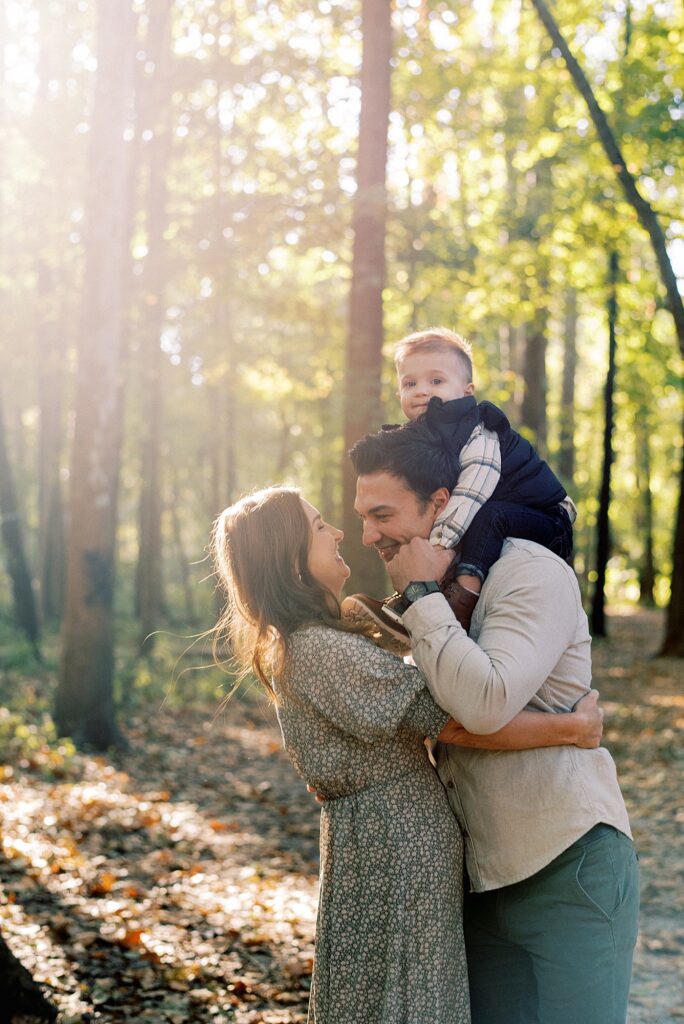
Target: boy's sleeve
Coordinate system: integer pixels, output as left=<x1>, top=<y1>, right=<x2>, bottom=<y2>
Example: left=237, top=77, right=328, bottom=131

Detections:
left=430, top=425, right=502, bottom=548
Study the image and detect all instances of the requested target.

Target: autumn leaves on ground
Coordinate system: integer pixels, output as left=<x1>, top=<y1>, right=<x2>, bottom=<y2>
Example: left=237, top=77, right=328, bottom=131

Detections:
left=0, top=609, right=682, bottom=1024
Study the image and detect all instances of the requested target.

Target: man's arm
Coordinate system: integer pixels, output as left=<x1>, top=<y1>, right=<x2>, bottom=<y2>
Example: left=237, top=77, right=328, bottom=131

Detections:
left=437, top=690, right=603, bottom=749
left=388, top=537, right=584, bottom=734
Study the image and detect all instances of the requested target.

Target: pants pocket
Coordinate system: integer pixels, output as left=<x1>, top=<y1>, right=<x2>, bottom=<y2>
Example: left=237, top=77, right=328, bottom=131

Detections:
left=573, top=831, right=637, bottom=923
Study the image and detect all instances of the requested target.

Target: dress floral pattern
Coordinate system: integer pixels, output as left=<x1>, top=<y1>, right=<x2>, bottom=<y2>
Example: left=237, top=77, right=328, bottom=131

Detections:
left=276, top=623, right=470, bottom=1024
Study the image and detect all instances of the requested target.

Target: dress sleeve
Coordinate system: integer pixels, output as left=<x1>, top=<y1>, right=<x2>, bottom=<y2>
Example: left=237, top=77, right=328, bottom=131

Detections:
left=430, top=425, right=502, bottom=548
left=400, top=688, right=450, bottom=740
left=286, top=626, right=448, bottom=742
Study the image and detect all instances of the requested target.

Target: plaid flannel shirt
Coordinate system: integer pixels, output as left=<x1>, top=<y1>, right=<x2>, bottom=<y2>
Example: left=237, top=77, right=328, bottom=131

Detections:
left=430, top=423, right=502, bottom=549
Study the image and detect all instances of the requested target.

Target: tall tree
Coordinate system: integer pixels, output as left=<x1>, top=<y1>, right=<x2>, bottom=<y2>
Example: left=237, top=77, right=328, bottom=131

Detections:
left=0, top=393, right=41, bottom=654
left=56, top=0, right=136, bottom=748
left=530, top=0, right=684, bottom=652
left=341, top=0, right=392, bottom=595
left=0, top=2, right=40, bottom=651
left=635, top=411, right=656, bottom=606
left=35, top=6, right=68, bottom=623
left=520, top=158, right=553, bottom=456
left=558, top=287, right=578, bottom=486
left=662, top=422, right=684, bottom=655
left=134, top=0, right=174, bottom=649
left=36, top=261, right=66, bottom=623
left=591, top=252, right=619, bottom=637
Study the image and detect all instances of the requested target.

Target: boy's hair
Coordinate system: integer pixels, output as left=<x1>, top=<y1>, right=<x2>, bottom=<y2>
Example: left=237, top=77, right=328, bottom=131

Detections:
left=349, top=419, right=460, bottom=504
left=394, top=327, right=473, bottom=383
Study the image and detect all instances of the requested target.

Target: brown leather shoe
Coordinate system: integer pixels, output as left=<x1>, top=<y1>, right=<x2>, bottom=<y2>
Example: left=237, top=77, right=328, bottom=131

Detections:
left=341, top=593, right=411, bottom=655
left=440, top=578, right=479, bottom=632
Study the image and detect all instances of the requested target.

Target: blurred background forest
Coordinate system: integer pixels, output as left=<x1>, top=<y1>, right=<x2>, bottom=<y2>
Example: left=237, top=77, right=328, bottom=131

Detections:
left=0, top=0, right=682, bottom=752
left=0, top=1, right=683, bottom=1019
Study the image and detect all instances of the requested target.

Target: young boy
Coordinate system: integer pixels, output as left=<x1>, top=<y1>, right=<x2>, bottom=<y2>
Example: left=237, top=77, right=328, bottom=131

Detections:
left=344, top=327, right=575, bottom=639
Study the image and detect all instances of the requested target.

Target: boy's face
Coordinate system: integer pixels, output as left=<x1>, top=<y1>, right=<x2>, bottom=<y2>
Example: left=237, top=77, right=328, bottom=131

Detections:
left=397, top=350, right=474, bottom=421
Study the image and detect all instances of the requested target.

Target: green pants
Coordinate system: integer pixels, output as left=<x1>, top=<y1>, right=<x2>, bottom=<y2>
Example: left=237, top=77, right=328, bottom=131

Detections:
left=464, top=824, right=639, bottom=1024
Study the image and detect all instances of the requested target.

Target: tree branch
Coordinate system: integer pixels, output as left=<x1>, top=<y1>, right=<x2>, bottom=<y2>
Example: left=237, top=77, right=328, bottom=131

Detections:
left=529, top=0, right=684, bottom=354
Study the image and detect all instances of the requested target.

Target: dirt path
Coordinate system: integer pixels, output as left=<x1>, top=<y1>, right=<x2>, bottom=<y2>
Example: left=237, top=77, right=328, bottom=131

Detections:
left=590, top=610, right=684, bottom=1023
left=0, top=608, right=682, bottom=1022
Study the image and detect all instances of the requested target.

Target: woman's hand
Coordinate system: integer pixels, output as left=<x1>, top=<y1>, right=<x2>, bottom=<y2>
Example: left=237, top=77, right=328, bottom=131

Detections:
left=571, top=688, right=604, bottom=748
left=436, top=688, right=604, bottom=750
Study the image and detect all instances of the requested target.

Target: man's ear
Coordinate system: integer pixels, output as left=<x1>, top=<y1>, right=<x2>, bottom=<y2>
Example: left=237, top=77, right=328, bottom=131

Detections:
left=431, top=487, right=452, bottom=516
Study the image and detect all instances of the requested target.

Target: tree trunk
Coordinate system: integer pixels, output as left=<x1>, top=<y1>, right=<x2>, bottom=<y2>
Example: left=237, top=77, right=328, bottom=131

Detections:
left=33, top=2, right=67, bottom=624
left=56, top=0, right=136, bottom=749
left=0, top=393, right=41, bottom=655
left=134, top=9, right=172, bottom=650
left=520, top=315, right=548, bottom=456
left=213, top=45, right=238, bottom=517
left=170, top=471, right=197, bottom=626
left=519, top=158, right=552, bottom=457
left=661, top=414, right=684, bottom=655
left=529, top=0, right=684, bottom=652
left=36, top=260, right=66, bottom=623
left=0, top=931, right=57, bottom=1022
left=558, top=287, right=578, bottom=487
left=341, top=0, right=392, bottom=597
left=590, top=252, right=618, bottom=637
left=134, top=0, right=173, bottom=643
left=635, top=412, right=656, bottom=606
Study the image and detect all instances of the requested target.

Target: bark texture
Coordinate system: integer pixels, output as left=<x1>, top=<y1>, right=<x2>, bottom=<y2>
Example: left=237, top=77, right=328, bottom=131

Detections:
left=591, top=252, right=618, bottom=638
left=56, top=0, right=136, bottom=748
left=342, top=0, right=392, bottom=597
left=0, top=393, right=41, bottom=654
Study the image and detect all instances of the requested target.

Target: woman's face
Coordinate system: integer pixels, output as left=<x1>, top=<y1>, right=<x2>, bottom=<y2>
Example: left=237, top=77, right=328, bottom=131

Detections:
left=301, top=499, right=351, bottom=600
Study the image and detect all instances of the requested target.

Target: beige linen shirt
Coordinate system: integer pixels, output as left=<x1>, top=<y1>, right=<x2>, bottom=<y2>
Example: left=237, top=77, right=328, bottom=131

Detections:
left=402, top=537, right=632, bottom=893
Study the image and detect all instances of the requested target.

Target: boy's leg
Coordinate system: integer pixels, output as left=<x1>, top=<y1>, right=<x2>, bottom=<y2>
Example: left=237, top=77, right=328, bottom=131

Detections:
left=479, top=825, right=639, bottom=1024
left=458, top=500, right=573, bottom=583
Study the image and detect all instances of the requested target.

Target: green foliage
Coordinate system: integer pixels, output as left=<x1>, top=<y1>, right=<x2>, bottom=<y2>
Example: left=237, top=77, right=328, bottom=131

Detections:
left=0, top=0, right=681, bottom=663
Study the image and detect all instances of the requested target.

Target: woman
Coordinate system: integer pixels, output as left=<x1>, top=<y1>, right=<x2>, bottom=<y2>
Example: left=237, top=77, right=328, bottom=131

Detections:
left=211, top=486, right=601, bottom=1024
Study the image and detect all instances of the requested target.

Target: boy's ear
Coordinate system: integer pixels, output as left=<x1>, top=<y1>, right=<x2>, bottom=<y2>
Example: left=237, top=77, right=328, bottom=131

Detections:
left=464, top=381, right=475, bottom=396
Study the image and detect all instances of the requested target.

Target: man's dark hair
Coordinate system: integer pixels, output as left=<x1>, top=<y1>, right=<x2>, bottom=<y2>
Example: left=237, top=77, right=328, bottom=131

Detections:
left=349, top=418, right=460, bottom=502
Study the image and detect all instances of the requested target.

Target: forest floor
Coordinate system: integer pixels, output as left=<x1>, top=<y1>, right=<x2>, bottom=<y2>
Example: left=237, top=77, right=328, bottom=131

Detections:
left=0, top=607, right=683, bottom=1024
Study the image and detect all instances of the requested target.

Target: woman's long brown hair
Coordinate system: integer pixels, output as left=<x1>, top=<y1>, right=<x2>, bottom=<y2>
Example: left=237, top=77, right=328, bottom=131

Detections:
left=210, top=486, right=356, bottom=700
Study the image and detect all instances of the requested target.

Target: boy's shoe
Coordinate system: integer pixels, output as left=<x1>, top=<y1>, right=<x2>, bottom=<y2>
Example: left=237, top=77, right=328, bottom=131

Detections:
left=341, top=593, right=411, bottom=655
left=440, top=578, right=479, bottom=632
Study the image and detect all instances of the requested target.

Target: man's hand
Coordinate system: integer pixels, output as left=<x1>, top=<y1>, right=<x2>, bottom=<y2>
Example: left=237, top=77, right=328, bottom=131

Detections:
left=386, top=537, right=455, bottom=594
left=571, top=688, right=604, bottom=748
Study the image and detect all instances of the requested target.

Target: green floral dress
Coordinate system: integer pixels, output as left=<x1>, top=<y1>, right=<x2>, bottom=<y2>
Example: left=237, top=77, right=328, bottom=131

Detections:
left=276, top=623, right=470, bottom=1024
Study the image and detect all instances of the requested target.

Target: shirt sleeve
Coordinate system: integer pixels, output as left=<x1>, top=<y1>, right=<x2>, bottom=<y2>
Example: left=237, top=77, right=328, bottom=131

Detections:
left=286, top=627, right=448, bottom=742
left=402, top=553, right=581, bottom=733
left=430, top=425, right=502, bottom=548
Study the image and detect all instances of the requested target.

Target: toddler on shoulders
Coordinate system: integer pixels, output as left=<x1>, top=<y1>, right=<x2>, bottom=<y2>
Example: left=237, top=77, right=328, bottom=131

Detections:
left=344, top=327, right=575, bottom=643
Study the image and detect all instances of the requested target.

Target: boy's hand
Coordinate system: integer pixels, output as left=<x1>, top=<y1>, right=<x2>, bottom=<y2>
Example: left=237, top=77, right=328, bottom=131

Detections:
left=387, top=537, right=454, bottom=594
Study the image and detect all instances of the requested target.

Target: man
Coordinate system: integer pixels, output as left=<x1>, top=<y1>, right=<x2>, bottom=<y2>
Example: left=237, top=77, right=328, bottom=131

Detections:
left=349, top=422, right=639, bottom=1024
